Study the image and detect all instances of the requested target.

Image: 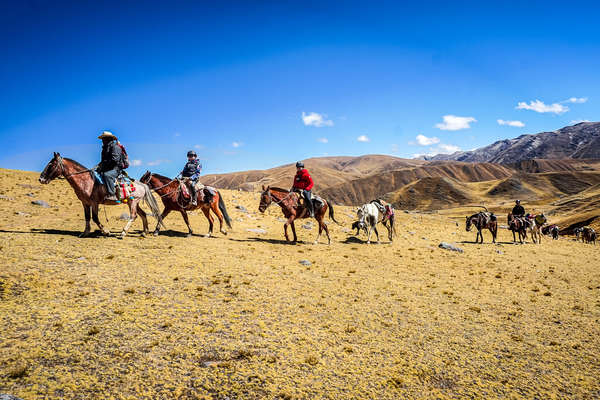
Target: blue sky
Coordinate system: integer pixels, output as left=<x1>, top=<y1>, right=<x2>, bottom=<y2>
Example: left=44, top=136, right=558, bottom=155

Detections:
left=0, top=1, right=598, bottom=177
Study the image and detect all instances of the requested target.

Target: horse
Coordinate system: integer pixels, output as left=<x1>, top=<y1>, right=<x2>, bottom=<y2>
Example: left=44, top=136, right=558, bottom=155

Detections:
left=522, top=216, right=538, bottom=244
left=353, top=201, right=396, bottom=243
left=532, top=213, right=547, bottom=244
left=507, top=213, right=527, bottom=243
left=574, top=227, right=584, bottom=242
left=39, top=152, right=162, bottom=238
left=465, top=211, right=497, bottom=243
left=582, top=227, right=597, bottom=245
left=258, top=186, right=339, bottom=244
left=140, top=171, right=231, bottom=237
left=542, top=224, right=559, bottom=240
left=370, top=199, right=396, bottom=241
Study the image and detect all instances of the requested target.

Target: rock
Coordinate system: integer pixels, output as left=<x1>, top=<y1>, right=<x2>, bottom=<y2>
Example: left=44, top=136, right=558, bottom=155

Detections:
left=438, top=242, right=464, bottom=253
left=341, top=227, right=351, bottom=233
left=0, top=195, right=14, bottom=201
left=302, top=222, right=313, bottom=230
left=119, top=213, right=130, bottom=220
left=77, top=257, right=86, bottom=261
left=18, top=184, right=39, bottom=189
left=408, top=231, right=416, bottom=235
left=0, top=395, right=25, bottom=400
left=31, top=200, right=50, bottom=208
left=246, top=228, right=266, bottom=234
left=277, top=217, right=286, bottom=223
left=25, top=193, right=35, bottom=197
left=299, top=260, right=312, bottom=266
left=236, top=205, right=249, bottom=213
left=496, top=250, right=504, bottom=254
left=236, top=218, right=244, bottom=222
left=14, top=211, right=31, bottom=217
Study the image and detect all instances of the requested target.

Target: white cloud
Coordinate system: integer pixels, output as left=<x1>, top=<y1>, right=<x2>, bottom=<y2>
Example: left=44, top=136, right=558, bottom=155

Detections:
left=497, top=119, right=525, bottom=127
left=194, top=144, right=205, bottom=150
left=566, top=97, right=588, bottom=103
left=302, top=112, right=334, bottom=127
left=232, top=141, right=243, bottom=148
left=317, top=137, right=328, bottom=143
left=516, top=100, right=568, bottom=114
left=147, top=159, right=171, bottom=166
left=415, top=134, right=440, bottom=146
left=131, top=159, right=143, bottom=167
left=357, top=135, right=370, bottom=142
left=570, top=119, right=590, bottom=124
left=435, top=115, right=476, bottom=131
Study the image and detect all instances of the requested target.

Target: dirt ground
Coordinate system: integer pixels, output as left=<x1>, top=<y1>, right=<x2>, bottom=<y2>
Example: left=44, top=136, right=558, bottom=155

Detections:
left=1, top=168, right=599, bottom=399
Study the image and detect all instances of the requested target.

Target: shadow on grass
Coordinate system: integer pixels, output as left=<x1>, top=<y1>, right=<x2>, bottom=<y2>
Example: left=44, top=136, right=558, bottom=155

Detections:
left=0, top=228, right=147, bottom=238
left=228, top=236, right=304, bottom=245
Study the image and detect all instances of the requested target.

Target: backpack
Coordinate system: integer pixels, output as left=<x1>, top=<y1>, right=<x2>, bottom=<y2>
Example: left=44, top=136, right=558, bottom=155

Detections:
left=117, top=141, right=129, bottom=169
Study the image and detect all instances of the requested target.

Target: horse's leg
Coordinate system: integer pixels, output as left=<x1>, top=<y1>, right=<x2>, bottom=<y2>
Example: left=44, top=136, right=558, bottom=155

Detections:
left=283, top=221, right=290, bottom=242
left=374, top=225, right=380, bottom=244
left=80, top=204, right=91, bottom=237
left=366, top=224, right=372, bottom=244
left=120, top=201, right=138, bottom=238
left=154, top=208, right=171, bottom=236
left=314, top=217, right=323, bottom=245
left=491, top=226, right=497, bottom=244
left=137, top=206, right=149, bottom=237
left=211, top=199, right=227, bottom=235
left=321, top=211, right=331, bottom=245
left=91, top=203, right=110, bottom=236
left=180, top=210, right=193, bottom=237
left=201, top=206, right=214, bottom=238
left=291, top=220, right=298, bottom=243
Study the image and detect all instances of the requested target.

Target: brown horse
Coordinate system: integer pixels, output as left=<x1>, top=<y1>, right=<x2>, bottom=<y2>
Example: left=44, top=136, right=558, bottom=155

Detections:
left=507, top=213, right=527, bottom=243
left=258, top=186, right=339, bottom=244
left=466, top=212, right=497, bottom=243
left=140, top=171, right=231, bottom=237
left=39, top=153, right=163, bottom=238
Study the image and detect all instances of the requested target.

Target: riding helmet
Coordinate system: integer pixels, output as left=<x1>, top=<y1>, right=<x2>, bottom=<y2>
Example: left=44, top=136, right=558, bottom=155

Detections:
left=515, top=199, right=520, bottom=204
left=296, top=161, right=304, bottom=168
left=187, top=150, right=197, bottom=157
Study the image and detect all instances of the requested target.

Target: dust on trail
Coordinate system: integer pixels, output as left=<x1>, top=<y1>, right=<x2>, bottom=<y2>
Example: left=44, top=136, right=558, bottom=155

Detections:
left=1, top=169, right=599, bottom=399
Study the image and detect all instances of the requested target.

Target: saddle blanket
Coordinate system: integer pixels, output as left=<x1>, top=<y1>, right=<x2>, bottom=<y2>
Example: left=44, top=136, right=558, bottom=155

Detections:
left=116, top=180, right=137, bottom=203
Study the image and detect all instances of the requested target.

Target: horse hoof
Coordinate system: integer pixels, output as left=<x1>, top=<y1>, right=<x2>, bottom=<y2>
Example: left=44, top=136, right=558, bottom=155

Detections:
left=203, top=234, right=211, bottom=238
left=186, top=233, right=192, bottom=238
left=141, top=232, right=147, bottom=238
left=153, top=231, right=159, bottom=236
left=221, top=230, right=228, bottom=235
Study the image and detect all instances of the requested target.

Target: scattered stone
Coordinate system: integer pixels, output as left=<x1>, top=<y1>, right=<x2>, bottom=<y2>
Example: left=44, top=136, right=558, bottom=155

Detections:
left=341, top=227, right=351, bottom=233
left=246, top=228, right=266, bottom=234
left=299, top=260, right=312, bottom=266
left=422, top=237, right=427, bottom=240
left=0, top=195, right=14, bottom=201
left=14, top=211, right=31, bottom=217
left=438, top=242, right=464, bottom=253
left=18, top=184, right=39, bottom=189
left=302, top=222, right=313, bottom=230
left=31, top=200, right=50, bottom=208
left=77, top=257, right=86, bottom=261
left=119, top=213, right=130, bottom=220
left=236, top=217, right=244, bottom=222
left=236, top=205, right=248, bottom=213
left=496, top=250, right=504, bottom=254
left=25, top=193, right=34, bottom=197
left=0, top=394, right=25, bottom=400
left=277, top=217, right=286, bottom=223
left=408, top=231, right=416, bottom=235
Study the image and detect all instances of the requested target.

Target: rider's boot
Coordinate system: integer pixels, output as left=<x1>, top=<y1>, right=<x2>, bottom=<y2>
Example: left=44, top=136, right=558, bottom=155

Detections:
left=190, top=186, right=197, bottom=206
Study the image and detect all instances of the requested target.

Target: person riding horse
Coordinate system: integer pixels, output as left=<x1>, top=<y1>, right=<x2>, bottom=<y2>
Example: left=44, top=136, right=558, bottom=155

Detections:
left=291, top=161, right=314, bottom=218
left=512, top=199, right=525, bottom=217
left=179, top=150, right=208, bottom=206
left=95, top=131, right=123, bottom=201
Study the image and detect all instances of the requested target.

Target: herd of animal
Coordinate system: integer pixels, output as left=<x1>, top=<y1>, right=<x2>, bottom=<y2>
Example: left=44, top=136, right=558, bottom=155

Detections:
left=39, top=153, right=597, bottom=245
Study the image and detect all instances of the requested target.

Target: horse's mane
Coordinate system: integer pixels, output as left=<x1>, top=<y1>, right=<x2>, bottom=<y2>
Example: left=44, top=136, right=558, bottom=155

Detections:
left=150, top=172, right=173, bottom=183
left=63, top=158, right=88, bottom=170
left=269, top=187, right=290, bottom=193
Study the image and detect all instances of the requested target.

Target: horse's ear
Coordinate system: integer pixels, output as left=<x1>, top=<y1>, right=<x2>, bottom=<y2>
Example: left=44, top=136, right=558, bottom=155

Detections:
left=261, top=185, right=266, bottom=191
left=53, top=152, right=58, bottom=158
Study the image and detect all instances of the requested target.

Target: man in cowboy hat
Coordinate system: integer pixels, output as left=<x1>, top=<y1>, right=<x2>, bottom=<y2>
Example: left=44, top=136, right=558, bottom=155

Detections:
left=96, top=131, right=122, bottom=200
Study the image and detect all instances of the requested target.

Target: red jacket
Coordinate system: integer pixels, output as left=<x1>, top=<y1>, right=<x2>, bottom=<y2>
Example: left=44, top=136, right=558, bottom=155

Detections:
left=293, top=169, right=314, bottom=191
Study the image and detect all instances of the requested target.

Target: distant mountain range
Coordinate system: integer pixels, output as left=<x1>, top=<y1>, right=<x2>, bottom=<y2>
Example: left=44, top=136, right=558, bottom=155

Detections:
left=424, top=121, right=600, bottom=163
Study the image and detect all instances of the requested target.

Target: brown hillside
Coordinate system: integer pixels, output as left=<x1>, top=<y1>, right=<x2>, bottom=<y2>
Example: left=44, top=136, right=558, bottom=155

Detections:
left=383, top=177, right=474, bottom=210
left=202, top=155, right=425, bottom=192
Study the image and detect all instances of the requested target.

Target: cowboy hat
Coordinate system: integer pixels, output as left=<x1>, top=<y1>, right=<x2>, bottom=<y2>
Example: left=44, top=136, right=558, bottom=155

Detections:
left=98, top=131, right=117, bottom=140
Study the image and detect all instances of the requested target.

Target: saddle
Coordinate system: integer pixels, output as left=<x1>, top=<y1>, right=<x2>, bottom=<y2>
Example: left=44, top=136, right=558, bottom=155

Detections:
left=115, top=178, right=136, bottom=204
left=178, top=179, right=216, bottom=205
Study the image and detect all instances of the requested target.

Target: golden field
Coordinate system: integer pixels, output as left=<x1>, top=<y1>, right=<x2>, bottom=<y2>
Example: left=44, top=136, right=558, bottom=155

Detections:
left=1, top=168, right=599, bottom=399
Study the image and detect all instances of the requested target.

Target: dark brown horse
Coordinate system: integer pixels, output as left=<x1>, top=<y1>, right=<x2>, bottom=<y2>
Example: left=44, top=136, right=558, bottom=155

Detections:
left=258, top=186, right=339, bottom=244
left=39, top=153, right=162, bottom=238
left=507, top=213, right=527, bottom=243
left=466, top=212, right=497, bottom=243
left=140, top=171, right=231, bottom=237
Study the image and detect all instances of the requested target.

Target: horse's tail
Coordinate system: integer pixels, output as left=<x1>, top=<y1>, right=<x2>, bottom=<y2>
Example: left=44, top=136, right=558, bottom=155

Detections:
left=217, top=191, right=232, bottom=229
left=141, top=182, right=166, bottom=229
left=327, top=200, right=341, bottom=225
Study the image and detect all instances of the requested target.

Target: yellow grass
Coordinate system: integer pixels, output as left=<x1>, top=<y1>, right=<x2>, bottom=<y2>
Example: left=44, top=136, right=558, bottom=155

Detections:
left=1, top=168, right=599, bottom=399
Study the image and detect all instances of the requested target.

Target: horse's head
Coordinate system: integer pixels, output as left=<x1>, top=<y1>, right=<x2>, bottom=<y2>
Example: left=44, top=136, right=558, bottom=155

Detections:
left=140, top=170, right=152, bottom=184
left=258, top=185, right=272, bottom=213
left=465, top=215, right=472, bottom=231
left=39, top=152, right=64, bottom=184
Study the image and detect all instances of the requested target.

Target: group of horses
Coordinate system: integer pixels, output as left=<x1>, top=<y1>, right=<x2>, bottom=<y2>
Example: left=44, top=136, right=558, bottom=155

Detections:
left=574, top=226, right=597, bottom=244
left=39, top=153, right=596, bottom=245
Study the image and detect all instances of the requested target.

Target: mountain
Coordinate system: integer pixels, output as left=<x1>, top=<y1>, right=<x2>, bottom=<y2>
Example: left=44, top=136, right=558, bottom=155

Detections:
left=426, top=122, right=600, bottom=163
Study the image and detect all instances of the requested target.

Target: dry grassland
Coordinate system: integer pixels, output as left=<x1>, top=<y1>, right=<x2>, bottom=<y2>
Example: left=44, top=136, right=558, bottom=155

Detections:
left=1, top=169, right=599, bottom=399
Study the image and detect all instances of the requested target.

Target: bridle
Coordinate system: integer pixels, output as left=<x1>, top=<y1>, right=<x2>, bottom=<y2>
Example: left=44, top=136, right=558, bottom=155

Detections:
left=260, top=188, right=294, bottom=210
left=45, top=156, right=92, bottom=181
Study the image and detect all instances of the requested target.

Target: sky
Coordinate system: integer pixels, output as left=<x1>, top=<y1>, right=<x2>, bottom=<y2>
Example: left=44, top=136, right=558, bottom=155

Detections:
left=0, top=0, right=599, bottom=177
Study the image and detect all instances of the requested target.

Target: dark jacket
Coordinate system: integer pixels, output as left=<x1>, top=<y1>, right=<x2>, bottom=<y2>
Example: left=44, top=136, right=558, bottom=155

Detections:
left=512, top=204, right=525, bottom=216
left=182, top=158, right=202, bottom=179
left=293, top=169, right=314, bottom=191
left=99, top=140, right=122, bottom=172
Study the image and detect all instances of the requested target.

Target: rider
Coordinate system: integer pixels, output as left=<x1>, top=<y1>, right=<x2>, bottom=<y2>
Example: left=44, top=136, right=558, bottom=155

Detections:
left=512, top=199, right=526, bottom=217
left=291, top=161, right=314, bottom=218
left=180, top=150, right=206, bottom=206
left=96, top=131, right=122, bottom=200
